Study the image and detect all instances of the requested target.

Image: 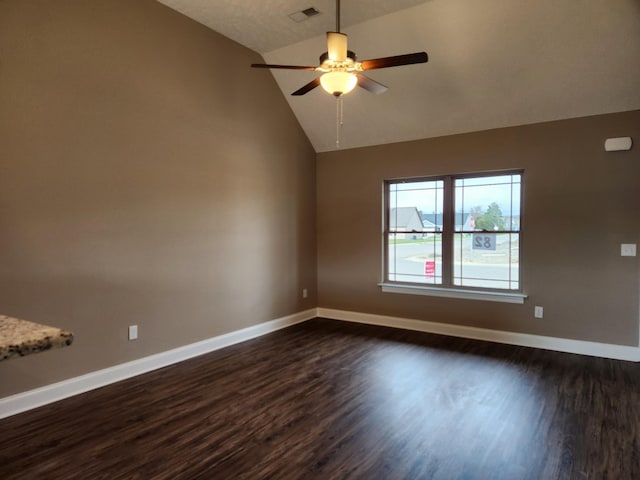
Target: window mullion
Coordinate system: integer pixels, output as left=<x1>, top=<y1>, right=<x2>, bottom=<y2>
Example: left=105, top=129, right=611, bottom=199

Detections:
left=442, top=176, right=454, bottom=287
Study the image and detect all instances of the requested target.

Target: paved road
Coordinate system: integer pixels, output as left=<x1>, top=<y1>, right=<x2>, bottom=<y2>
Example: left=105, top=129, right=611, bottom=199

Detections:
left=388, top=241, right=518, bottom=288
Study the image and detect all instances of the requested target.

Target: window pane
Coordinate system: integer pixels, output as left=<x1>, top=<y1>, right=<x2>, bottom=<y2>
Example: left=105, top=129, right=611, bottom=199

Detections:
left=389, top=180, right=443, bottom=233
left=455, top=175, right=518, bottom=187
left=388, top=179, right=444, bottom=284
left=454, top=174, right=521, bottom=233
left=390, top=180, right=444, bottom=192
left=453, top=233, right=519, bottom=289
left=388, top=233, right=442, bottom=285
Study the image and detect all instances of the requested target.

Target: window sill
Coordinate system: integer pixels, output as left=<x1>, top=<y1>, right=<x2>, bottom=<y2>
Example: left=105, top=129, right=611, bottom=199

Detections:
left=378, top=283, right=527, bottom=304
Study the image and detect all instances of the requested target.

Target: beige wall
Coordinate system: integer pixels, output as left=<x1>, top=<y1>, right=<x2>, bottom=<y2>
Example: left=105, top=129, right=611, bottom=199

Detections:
left=1, top=1, right=638, bottom=402
left=318, top=111, right=640, bottom=346
left=0, top=0, right=316, bottom=397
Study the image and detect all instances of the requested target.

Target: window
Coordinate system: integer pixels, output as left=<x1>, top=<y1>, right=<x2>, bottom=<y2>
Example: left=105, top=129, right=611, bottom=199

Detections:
left=384, top=171, right=523, bottom=300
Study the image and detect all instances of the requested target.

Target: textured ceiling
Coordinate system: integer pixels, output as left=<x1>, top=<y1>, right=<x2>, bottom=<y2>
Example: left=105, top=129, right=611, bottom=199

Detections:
left=157, top=0, right=429, bottom=54
left=158, top=0, right=640, bottom=152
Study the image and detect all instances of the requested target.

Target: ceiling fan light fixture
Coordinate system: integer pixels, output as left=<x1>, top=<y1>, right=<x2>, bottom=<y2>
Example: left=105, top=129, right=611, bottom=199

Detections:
left=320, top=71, right=357, bottom=96
left=251, top=0, right=428, bottom=99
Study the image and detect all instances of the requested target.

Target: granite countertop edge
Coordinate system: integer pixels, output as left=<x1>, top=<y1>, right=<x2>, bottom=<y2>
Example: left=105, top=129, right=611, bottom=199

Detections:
left=0, top=315, right=74, bottom=362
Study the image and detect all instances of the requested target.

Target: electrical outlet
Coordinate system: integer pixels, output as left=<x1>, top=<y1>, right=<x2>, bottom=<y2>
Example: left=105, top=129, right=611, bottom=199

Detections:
left=534, top=306, right=543, bottom=319
left=302, top=288, right=308, bottom=299
left=621, top=244, right=637, bottom=257
left=128, top=325, right=138, bottom=341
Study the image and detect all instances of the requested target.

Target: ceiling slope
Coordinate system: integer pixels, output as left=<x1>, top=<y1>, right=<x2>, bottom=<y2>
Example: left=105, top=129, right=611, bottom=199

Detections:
left=160, top=0, right=640, bottom=152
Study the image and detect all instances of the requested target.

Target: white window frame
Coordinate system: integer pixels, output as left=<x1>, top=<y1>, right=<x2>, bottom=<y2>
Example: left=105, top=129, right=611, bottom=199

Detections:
left=380, top=171, right=527, bottom=304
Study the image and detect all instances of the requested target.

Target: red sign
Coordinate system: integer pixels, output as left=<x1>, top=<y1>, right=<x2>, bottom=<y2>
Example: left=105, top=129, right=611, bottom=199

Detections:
left=424, top=260, right=435, bottom=277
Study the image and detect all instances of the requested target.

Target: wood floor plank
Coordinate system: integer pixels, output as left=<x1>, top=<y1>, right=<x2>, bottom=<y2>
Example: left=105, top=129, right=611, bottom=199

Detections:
left=1, top=318, right=639, bottom=479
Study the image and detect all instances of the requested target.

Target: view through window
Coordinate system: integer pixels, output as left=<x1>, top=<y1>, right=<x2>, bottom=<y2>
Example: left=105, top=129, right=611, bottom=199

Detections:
left=386, top=172, right=522, bottom=291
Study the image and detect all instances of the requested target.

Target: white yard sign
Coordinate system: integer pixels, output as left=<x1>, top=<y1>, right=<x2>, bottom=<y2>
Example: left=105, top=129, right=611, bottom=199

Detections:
left=472, top=233, right=496, bottom=251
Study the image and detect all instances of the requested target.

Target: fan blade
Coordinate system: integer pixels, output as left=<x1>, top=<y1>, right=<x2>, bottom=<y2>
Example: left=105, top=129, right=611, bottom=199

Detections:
left=292, top=78, right=321, bottom=96
left=360, top=52, right=428, bottom=70
left=357, top=74, right=388, bottom=95
left=251, top=63, right=317, bottom=71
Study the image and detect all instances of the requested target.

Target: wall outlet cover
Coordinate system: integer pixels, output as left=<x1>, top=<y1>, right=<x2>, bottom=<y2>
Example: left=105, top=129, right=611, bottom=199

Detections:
left=621, top=244, right=636, bottom=257
left=128, top=325, right=138, bottom=341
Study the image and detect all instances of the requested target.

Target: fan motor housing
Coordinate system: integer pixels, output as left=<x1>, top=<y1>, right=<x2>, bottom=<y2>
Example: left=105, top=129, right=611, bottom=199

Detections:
left=320, top=50, right=357, bottom=66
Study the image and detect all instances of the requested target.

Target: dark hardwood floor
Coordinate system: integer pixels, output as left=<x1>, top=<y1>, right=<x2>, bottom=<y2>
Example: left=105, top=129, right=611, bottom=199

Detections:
left=1, top=318, right=639, bottom=479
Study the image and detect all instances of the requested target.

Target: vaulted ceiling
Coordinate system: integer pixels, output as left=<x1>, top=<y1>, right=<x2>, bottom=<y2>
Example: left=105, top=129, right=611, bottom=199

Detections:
left=158, top=0, right=640, bottom=152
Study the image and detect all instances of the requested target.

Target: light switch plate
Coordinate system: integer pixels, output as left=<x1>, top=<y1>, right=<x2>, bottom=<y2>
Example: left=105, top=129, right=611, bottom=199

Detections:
left=621, top=244, right=637, bottom=257
left=128, top=325, right=138, bottom=340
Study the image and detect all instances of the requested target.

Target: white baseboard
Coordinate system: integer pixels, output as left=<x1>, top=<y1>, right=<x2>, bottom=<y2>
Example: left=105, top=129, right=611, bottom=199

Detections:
left=4, top=306, right=638, bottom=419
left=317, top=308, right=640, bottom=362
left=0, top=309, right=316, bottom=420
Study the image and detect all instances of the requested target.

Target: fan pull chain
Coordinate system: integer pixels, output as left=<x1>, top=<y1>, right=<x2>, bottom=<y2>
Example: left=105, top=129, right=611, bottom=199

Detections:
left=335, top=95, right=344, bottom=148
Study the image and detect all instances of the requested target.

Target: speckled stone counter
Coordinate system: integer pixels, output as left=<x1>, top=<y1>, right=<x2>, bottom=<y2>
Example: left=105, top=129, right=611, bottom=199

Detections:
left=0, top=315, right=73, bottom=361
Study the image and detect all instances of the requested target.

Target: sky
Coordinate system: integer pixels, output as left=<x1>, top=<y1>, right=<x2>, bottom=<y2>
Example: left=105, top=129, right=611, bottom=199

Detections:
left=390, top=174, right=521, bottom=216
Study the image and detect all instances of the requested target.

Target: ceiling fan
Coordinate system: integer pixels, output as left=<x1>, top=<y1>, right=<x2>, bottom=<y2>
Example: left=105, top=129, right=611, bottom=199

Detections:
left=251, top=0, right=429, bottom=97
